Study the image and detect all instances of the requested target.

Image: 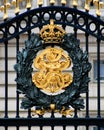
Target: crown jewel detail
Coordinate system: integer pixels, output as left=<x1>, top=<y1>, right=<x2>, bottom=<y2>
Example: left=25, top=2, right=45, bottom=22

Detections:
left=40, top=19, right=66, bottom=43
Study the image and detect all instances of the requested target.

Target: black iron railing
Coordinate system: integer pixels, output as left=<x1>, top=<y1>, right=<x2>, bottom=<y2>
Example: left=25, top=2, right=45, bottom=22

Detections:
left=0, top=6, right=104, bottom=130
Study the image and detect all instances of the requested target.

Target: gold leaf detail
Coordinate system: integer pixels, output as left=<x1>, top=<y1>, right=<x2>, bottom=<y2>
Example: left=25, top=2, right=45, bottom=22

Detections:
left=32, top=47, right=73, bottom=93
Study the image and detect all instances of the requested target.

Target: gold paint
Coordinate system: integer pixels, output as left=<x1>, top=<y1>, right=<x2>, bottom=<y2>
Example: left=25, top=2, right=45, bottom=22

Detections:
left=73, top=0, right=78, bottom=7
left=31, top=109, right=45, bottom=115
left=61, top=0, right=66, bottom=5
left=31, top=107, right=74, bottom=116
left=0, top=0, right=104, bottom=20
left=85, top=0, right=92, bottom=11
left=0, top=0, right=10, bottom=20
left=26, top=0, right=31, bottom=9
left=12, top=0, right=22, bottom=14
left=94, top=0, right=104, bottom=16
left=50, top=104, right=55, bottom=110
left=50, top=0, right=55, bottom=5
left=40, top=19, right=65, bottom=43
left=32, top=47, right=73, bottom=93
left=38, top=0, right=43, bottom=6
left=60, top=107, right=73, bottom=116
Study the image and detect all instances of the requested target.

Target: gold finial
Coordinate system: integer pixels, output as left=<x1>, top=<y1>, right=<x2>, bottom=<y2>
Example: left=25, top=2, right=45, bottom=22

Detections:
left=85, top=0, right=92, bottom=11
left=61, top=0, right=66, bottom=5
left=38, top=0, right=43, bottom=7
left=40, top=19, right=66, bottom=43
left=0, top=0, right=10, bottom=20
left=50, top=0, right=55, bottom=5
left=50, top=104, right=55, bottom=110
left=26, top=0, right=31, bottom=9
left=73, top=0, right=78, bottom=7
left=94, top=0, right=104, bottom=16
left=12, top=0, right=22, bottom=14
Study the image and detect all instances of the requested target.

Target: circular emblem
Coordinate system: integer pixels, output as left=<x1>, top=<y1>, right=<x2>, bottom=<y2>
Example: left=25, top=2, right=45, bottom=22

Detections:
left=14, top=33, right=91, bottom=116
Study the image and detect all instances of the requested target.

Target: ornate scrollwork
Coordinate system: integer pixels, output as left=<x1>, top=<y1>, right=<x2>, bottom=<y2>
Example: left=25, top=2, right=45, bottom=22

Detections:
left=32, top=47, right=73, bottom=93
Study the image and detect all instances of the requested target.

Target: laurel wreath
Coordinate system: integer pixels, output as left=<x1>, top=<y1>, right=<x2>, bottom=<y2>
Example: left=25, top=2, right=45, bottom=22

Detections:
left=14, top=33, right=91, bottom=112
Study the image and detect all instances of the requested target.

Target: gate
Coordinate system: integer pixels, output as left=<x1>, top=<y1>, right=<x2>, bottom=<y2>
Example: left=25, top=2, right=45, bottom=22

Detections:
left=0, top=0, right=104, bottom=130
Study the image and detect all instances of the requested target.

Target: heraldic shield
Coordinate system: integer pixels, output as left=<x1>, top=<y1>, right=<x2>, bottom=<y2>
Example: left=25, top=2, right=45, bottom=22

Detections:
left=14, top=19, right=91, bottom=116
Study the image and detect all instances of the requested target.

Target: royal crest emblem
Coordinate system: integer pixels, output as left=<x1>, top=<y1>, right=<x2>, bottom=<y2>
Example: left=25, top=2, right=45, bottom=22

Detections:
left=32, top=47, right=73, bottom=93
left=14, top=20, right=91, bottom=116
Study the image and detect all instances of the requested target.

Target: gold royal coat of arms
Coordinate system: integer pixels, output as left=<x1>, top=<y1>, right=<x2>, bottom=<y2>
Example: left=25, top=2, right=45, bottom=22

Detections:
left=14, top=19, right=91, bottom=116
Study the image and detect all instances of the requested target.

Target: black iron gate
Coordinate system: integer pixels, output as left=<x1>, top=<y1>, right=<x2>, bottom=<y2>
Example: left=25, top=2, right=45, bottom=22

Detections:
left=0, top=2, right=104, bottom=130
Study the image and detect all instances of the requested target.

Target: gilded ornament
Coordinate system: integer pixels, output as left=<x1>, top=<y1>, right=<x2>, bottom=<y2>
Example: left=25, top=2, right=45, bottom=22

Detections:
left=50, top=104, right=55, bottom=110
left=38, top=0, right=43, bottom=6
left=26, top=0, right=31, bottom=9
left=61, top=0, right=67, bottom=5
left=85, top=0, right=92, bottom=11
left=50, top=0, right=55, bottom=5
left=73, top=0, right=78, bottom=7
left=12, top=0, right=22, bottom=14
left=0, top=0, right=10, bottom=20
left=32, top=47, right=73, bottom=93
left=14, top=33, right=91, bottom=116
left=93, top=0, right=104, bottom=16
left=40, top=19, right=66, bottom=43
left=60, top=107, right=74, bottom=116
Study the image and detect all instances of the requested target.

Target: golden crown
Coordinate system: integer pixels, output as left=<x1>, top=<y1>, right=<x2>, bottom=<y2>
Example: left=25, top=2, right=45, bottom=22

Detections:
left=40, top=19, right=66, bottom=43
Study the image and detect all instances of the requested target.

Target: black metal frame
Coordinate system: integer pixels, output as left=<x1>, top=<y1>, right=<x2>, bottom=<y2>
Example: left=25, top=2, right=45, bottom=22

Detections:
left=0, top=6, right=104, bottom=43
left=0, top=118, right=104, bottom=126
left=0, top=6, right=104, bottom=129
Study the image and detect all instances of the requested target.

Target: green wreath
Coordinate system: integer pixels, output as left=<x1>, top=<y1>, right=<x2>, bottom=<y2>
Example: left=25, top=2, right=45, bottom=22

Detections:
left=14, top=33, right=91, bottom=113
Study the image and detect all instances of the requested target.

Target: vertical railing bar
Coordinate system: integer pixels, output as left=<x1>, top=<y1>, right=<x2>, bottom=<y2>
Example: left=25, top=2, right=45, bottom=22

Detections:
left=16, top=36, right=20, bottom=118
left=28, top=109, right=31, bottom=118
left=51, top=126, right=54, bottom=130
left=73, top=10, right=78, bottom=118
left=16, top=21, right=20, bottom=118
left=5, top=126, right=8, bottom=130
left=86, top=125, right=89, bottom=130
left=73, top=8, right=78, bottom=38
left=51, top=111, right=55, bottom=118
left=63, top=125, right=66, bottom=130
left=97, top=126, right=100, bottom=130
left=96, top=20, right=101, bottom=118
left=85, top=30, right=89, bottom=117
left=4, top=42, right=8, bottom=118
left=4, top=19, right=8, bottom=119
left=39, top=115, right=43, bottom=130
left=15, top=12, right=21, bottom=130
left=4, top=42, right=8, bottom=127
left=40, top=126, right=43, bottom=130
left=27, top=9, right=32, bottom=120
left=62, top=115, right=66, bottom=130
left=16, top=126, right=19, bottom=130
left=28, top=126, right=31, bottom=130
left=97, top=38, right=101, bottom=118
left=62, top=10, right=66, bottom=30
left=74, top=125, right=77, bottom=130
